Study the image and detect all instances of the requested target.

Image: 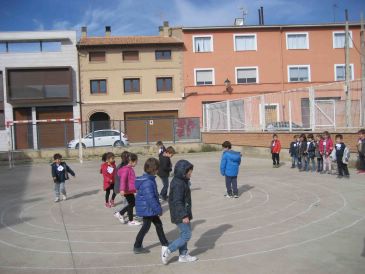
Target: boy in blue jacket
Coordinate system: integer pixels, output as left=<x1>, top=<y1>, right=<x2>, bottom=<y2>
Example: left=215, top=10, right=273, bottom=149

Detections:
left=51, top=153, right=75, bottom=202
left=220, top=141, right=242, bottom=198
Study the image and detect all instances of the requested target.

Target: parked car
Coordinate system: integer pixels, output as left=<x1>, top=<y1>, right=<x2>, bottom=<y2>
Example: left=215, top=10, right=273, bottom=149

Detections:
left=266, top=122, right=304, bottom=131
left=68, top=129, right=129, bottom=149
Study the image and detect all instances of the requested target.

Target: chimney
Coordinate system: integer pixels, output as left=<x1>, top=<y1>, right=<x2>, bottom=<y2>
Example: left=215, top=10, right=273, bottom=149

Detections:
left=81, top=26, right=87, bottom=38
left=260, top=7, right=265, bottom=25
left=105, top=26, right=111, bottom=37
left=159, top=21, right=170, bottom=37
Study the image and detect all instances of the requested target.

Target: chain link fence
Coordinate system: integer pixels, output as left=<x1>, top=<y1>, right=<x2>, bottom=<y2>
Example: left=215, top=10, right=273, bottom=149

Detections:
left=204, top=80, right=363, bottom=132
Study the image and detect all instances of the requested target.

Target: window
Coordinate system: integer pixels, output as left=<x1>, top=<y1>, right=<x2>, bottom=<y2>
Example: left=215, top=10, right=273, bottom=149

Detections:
left=0, top=43, right=6, bottom=52
left=122, top=51, right=139, bottom=61
left=7, top=42, right=41, bottom=52
left=236, top=67, right=258, bottom=84
left=234, top=34, right=257, bottom=51
left=90, top=80, right=107, bottom=94
left=155, top=50, right=171, bottom=60
left=288, top=65, right=311, bottom=82
left=193, top=36, right=213, bottom=52
left=89, top=52, right=106, bottom=62
left=195, top=69, right=214, bottom=85
left=41, top=41, right=61, bottom=52
left=333, top=31, right=353, bottom=48
left=156, top=77, right=173, bottom=92
left=286, top=33, right=309, bottom=49
left=124, top=78, right=140, bottom=93
left=335, top=64, right=354, bottom=81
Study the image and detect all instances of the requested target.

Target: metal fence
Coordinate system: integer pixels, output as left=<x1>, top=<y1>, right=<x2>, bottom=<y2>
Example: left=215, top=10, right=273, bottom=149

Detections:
left=203, top=80, right=364, bottom=132
left=8, top=117, right=201, bottom=150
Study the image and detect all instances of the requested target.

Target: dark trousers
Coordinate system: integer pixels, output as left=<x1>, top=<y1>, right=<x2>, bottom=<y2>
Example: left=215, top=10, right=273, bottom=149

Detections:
left=119, top=194, right=135, bottom=222
left=337, top=159, right=349, bottom=176
left=317, top=157, right=323, bottom=172
left=272, top=153, right=280, bottom=165
left=159, top=176, right=169, bottom=199
left=134, top=216, right=168, bottom=248
left=105, top=184, right=117, bottom=203
left=359, top=153, right=365, bottom=171
left=225, top=176, right=238, bottom=196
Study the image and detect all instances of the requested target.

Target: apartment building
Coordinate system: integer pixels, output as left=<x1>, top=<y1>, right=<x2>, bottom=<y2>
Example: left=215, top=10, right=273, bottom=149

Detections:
left=0, top=31, right=80, bottom=150
left=77, top=24, right=185, bottom=142
left=169, top=23, right=362, bottom=124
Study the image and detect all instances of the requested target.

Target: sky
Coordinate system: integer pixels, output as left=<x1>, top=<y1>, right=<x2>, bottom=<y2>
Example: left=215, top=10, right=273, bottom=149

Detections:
left=0, top=0, right=364, bottom=37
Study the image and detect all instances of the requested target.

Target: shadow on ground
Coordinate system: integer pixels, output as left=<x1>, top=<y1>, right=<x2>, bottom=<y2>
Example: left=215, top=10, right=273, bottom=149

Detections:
left=238, top=184, right=254, bottom=196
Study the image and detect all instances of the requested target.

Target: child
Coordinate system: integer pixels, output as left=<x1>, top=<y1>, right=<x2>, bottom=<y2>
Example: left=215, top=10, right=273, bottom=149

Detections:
left=320, top=131, right=333, bottom=174
left=156, top=141, right=166, bottom=156
left=315, top=134, right=323, bottom=173
left=114, top=151, right=130, bottom=195
left=289, top=135, right=299, bottom=168
left=298, top=134, right=307, bottom=171
left=158, top=146, right=176, bottom=202
left=357, top=129, right=365, bottom=174
left=114, top=153, right=141, bottom=226
left=162, top=160, right=197, bottom=264
left=101, top=152, right=117, bottom=208
left=51, top=153, right=75, bottom=202
left=307, top=134, right=316, bottom=172
left=100, top=152, right=108, bottom=174
left=133, top=158, right=169, bottom=254
left=271, top=134, right=281, bottom=168
left=331, top=134, right=350, bottom=179
left=220, top=141, right=242, bottom=198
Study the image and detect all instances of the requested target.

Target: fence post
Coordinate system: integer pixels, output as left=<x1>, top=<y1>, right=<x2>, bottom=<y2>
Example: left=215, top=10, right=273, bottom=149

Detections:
left=309, top=87, right=315, bottom=131
left=78, top=121, right=83, bottom=164
left=92, top=122, right=95, bottom=147
left=119, top=120, right=122, bottom=142
left=227, top=100, right=231, bottom=132
left=288, top=100, right=293, bottom=132
left=260, top=95, right=266, bottom=131
left=172, top=118, right=176, bottom=144
left=145, top=120, right=149, bottom=145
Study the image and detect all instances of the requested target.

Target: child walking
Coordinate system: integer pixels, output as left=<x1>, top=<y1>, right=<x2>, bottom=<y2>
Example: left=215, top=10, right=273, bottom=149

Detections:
left=332, top=134, right=350, bottom=179
left=315, top=134, right=323, bottom=172
left=357, top=129, right=365, bottom=174
left=114, top=151, right=130, bottom=195
left=101, top=152, right=117, bottom=208
left=158, top=146, right=176, bottom=202
left=114, top=153, right=141, bottom=226
left=271, top=134, right=281, bottom=168
left=320, top=131, right=334, bottom=174
left=220, top=141, right=242, bottom=198
left=289, top=135, right=299, bottom=168
left=51, top=153, right=75, bottom=202
left=133, top=158, right=169, bottom=254
left=307, top=134, right=316, bottom=172
left=162, top=160, right=197, bottom=264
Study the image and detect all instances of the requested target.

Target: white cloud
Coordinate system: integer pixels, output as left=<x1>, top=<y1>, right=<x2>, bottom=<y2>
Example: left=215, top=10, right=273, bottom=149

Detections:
left=32, top=19, right=45, bottom=31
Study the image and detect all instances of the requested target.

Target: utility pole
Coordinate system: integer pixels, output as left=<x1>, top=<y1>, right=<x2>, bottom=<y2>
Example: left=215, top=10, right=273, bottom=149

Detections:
left=345, top=9, right=352, bottom=128
left=361, top=12, right=365, bottom=127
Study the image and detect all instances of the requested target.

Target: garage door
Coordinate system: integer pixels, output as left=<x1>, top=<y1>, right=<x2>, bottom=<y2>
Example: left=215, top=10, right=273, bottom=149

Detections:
left=125, top=111, right=178, bottom=143
left=13, top=107, right=33, bottom=149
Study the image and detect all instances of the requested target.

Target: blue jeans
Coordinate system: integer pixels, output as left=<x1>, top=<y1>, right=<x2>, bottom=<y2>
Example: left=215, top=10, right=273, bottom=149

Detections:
left=168, top=223, right=191, bottom=255
left=225, top=176, right=238, bottom=196
left=54, top=182, right=66, bottom=198
left=291, top=156, right=298, bottom=168
left=317, top=157, right=323, bottom=172
left=159, top=176, right=169, bottom=200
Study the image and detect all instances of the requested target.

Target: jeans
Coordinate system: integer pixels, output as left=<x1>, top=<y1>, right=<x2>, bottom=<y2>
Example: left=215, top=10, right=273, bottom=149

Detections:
left=308, top=157, right=316, bottom=172
left=168, top=222, right=192, bottom=255
left=272, top=153, right=280, bottom=165
left=358, top=153, right=365, bottom=171
left=134, top=216, right=168, bottom=248
left=159, top=176, right=169, bottom=200
left=337, top=159, right=349, bottom=176
left=291, top=156, right=298, bottom=168
left=323, top=155, right=332, bottom=172
left=225, top=176, right=238, bottom=196
left=54, top=182, right=66, bottom=198
left=300, top=155, right=308, bottom=171
left=317, top=157, right=323, bottom=172
left=119, top=194, right=135, bottom=222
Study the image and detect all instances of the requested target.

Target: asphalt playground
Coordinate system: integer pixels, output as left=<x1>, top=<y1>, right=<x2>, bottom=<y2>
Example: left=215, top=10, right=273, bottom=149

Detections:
left=0, top=151, right=364, bottom=274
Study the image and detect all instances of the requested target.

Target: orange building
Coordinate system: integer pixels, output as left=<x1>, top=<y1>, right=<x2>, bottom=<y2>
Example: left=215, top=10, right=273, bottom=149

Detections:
left=169, top=23, right=362, bottom=124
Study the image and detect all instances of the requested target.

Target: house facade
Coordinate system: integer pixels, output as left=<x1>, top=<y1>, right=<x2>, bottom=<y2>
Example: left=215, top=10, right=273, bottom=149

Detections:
left=0, top=31, right=80, bottom=150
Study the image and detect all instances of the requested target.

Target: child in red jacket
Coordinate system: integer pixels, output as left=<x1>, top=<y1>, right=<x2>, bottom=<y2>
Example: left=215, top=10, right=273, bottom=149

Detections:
left=271, top=134, right=281, bottom=168
left=319, top=131, right=334, bottom=174
left=101, top=152, right=117, bottom=208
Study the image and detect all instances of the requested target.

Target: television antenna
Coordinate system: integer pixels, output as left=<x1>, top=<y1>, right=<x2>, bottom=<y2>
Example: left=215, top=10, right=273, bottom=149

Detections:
left=333, top=3, right=338, bottom=22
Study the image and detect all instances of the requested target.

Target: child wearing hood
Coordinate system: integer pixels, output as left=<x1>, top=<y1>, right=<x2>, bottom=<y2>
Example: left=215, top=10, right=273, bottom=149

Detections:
left=162, top=159, right=197, bottom=264
left=220, top=141, right=242, bottom=198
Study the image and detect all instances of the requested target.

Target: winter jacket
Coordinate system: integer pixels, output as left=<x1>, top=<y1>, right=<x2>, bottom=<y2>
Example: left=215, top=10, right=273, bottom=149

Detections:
left=169, top=160, right=193, bottom=224
left=271, top=140, right=281, bottom=154
left=101, top=162, right=116, bottom=191
left=220, top=150, right=242, bottom=177
left=158, top=145, right=166, bottom=156
left=319, top=138, right=333, bottom=156
left=114, top=162, right=128, bottom=193
left=51, top=162, right=75, bottom=183
left=289, top=141, right=299, bottom=157
left=298, top=141, right=307, bottom=157
left=331, top=142, right=350, bottom=164
left=135, top=173, right=162, bottom=217
left=307, top=141, right=316, bottom=159
left=358, top=138, right=365, bottom=156
left=158, top=155, right=172, bottom=178
left=118, top=165, right=136, bottom=194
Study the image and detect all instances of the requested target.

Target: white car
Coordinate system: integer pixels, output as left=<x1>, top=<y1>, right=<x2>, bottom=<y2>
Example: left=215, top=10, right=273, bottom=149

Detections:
left=68, top=129, right=129, bottom=149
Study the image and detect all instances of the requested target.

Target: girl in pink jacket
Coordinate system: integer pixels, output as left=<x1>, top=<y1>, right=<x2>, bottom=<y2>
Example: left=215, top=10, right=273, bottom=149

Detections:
left=114, top=153, right=141, bottom=226
left=319, top=131, right=334, bottom=174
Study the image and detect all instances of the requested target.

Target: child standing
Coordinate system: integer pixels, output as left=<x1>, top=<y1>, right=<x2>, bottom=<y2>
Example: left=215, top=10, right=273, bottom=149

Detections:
left=156, top=141, right=166, bottom=156
left=114, top=153, right=141, bottom=226
left=357, top=129, right=365, bottom=174
left=289, top=135, right=299, bottom=168
left=51, top=153, right=75, bottom=202
left=332, top=134, right=350, bottom=179
left=307, top=134, right=316, bottom=172
left=271, top=134, right=281, bottom=168
left=315, top=134, right=323, bottom=172
left=158, top=146, right=176, bottom=202
left=320, top=131, right=334, bottom=174
left=101, top=152, right=117, bottom=208
left=134, top=158, right=169, bottom=254
left=220, top=141, right=242, bottom=198
left=298, top=134, right=307, bottom=171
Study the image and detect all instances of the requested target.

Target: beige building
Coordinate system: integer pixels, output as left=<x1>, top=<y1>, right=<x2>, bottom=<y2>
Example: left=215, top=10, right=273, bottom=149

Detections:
left=77, top=24, right=185, bottom=142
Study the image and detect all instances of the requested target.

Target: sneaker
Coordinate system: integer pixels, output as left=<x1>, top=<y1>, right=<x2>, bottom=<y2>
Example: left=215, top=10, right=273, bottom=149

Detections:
left=54, top=197, right=60, bottom=203
left=161, top=246, right=169, bottom=264
left=105, top=202, right=111, bottom=208
left=337, top=175, right=343, bottom=179
left=224, top=193, right=233, bottom=198
left=109, top=200, right=115, bottom=207
left=344, top=175, right=350, bottom=179
left=161, top=247, right=171, bottom=265
left=133, top=247, right=150, bottom=254
left=273, top=165, right=276, bottom=168
left=128, top=220, right=142, bottom=226
left=233, top=195, right=239, bottom=198
left=114, top=212, right=127, bottom=224
left=62, top=194, right=67, bottom=201
left=178, top=254, right=198, bottom=263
